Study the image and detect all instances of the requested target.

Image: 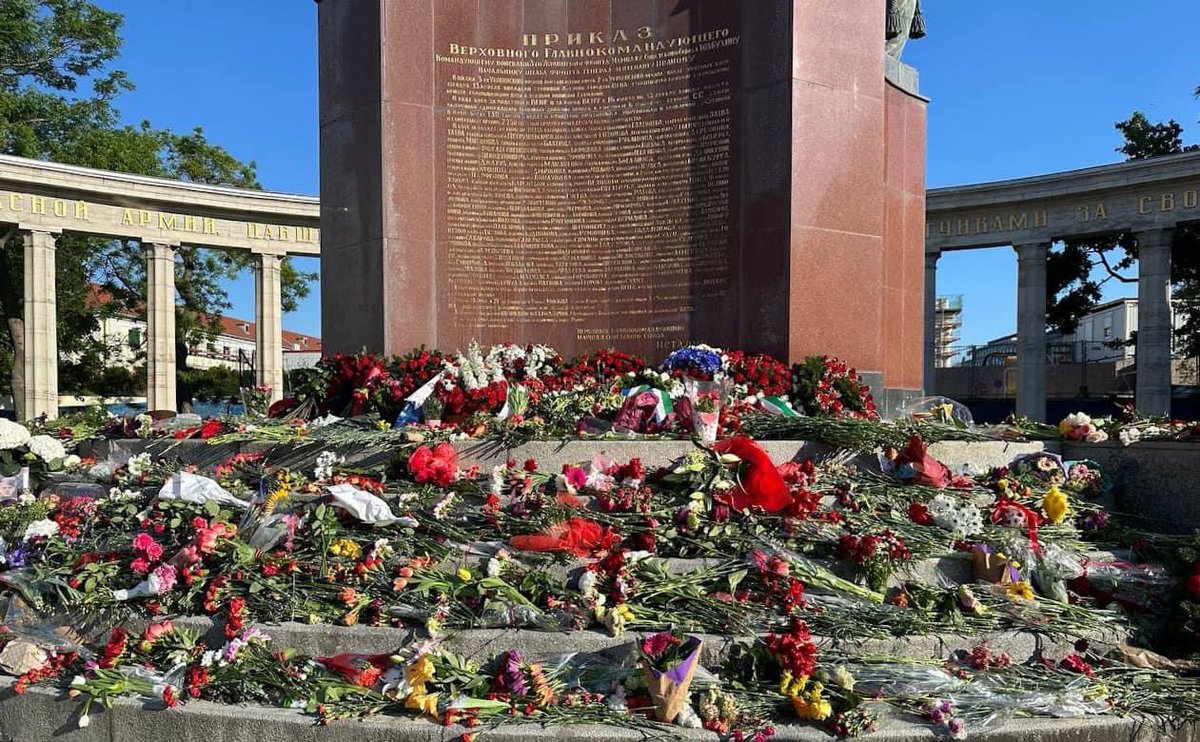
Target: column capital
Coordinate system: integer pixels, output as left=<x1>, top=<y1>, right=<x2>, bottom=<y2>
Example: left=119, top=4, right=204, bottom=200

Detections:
left=1012, top=241, right=1050, bottom=260
left=142, top=241, right=180, bottom=253
left=924, top=250, right=941, bottom=268
left=1136, top=227, right=1176, bottom=248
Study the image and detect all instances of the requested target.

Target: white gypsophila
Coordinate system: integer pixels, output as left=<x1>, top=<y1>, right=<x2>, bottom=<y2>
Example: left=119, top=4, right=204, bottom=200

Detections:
left=62, top=454, right=81, bottom=469
left=127, top=452, right=153, bottom=478
left=17, top=492, right=35, bottom=505
left=486, top=557, right=502, bottom=578
left=313, top=450, right=344, bottom=481
left=577, top=570, right=598, bottom=595
left=0, top=419, right=31, bottom=450
left=88, top=462, right=114, bottom=481
left=928, top=494, right=984, bottom=537
left=23, top=518, right=59, bottom=542
left=26, top=434, right=66, bottom=462
left=489, top=465, right=505, bottom=495
left=431, top=492, right=457, bottom=520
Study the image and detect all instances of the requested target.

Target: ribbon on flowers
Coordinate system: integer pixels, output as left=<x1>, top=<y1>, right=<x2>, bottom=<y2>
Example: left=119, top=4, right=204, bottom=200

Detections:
left=990, top=497, right=1042, bottom=551
left=620, top=385, right=673, bottom=423
left=758, top=396, right=800, bottom=418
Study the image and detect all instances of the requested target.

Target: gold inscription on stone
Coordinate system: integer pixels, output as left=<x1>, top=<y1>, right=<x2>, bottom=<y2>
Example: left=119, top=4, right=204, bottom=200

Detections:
left=0, top=190, right=317, bottom=246
left=436, top=26, right=741, bottom=340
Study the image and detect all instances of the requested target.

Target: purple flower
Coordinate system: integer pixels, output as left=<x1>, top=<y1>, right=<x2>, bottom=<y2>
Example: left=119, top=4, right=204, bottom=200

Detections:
left=500, top=650, right=527, bottom=696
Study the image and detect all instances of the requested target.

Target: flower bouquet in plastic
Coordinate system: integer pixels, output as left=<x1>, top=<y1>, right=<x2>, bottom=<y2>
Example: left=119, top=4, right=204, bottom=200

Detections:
left=638, top=629, right=702, bottom=723
left=684, top=377, right=727, bottom=443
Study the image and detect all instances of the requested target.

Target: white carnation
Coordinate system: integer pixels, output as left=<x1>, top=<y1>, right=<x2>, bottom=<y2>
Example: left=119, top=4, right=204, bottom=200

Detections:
left=0, top=419, right=31, bottom=450
left=26, top=434, right=66, bottom=462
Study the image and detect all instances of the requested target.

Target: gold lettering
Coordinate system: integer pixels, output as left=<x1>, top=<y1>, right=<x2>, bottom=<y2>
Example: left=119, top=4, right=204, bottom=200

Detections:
left=1186, top=190, right=1198, bottom=209
left=1162, top=193, right=1176, bottom=211
left=120, top=208, right=134, bottom=226
left=159, top=213, right=178, bottom=231
left=613, top=29, right=629, bottom=41
left=1034, top=210, right=1047, bottom=228
left=52, top=200, right=67, bottom=218
left=543, top=33, right=559, bottom=45
left=1139, top=196, right=1153, bottom=214
left=74, top=201, right=88, bottom=221
left=202, top=218, right=218, bottom=235
left=263, top=225, right=275, bottom=240
left=29, top=196, right=45, bottom=215
left=567, top=33, right=582, bottom=45
left=991, top=216, right=1004, bottom=232
left=956, top=219, right=970, bottom=236
left=521, top=34, right=537, bottom=46
left=246, top=223, right=258, bottom=239
left=8, top=194, right=22, bottom=212
left=638, top=26, right=653, bottom=39
left=138, top=210, right=152, bottom=227
left=183, top=215, right=197, bottom=232
left=589, top=31, right=604, bottom=44
left=1009, top=213, right=1029, bottom=230
left=1095, top=203, right=1107, bottom=220
left=297, top=227, right=315, bottom=242
left=938, top=221, right=951, bottom=236
left=975, top=217, right=990, bottom=234
left=1077, top=205, right=1090, bottom=222
left=279, top=226, right=291, bottom=241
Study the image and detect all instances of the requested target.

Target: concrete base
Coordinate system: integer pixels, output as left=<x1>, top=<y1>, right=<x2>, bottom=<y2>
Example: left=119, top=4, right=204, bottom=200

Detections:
left=1062, top=440, right=1200, bottom=534
left=1, top=686, right=1194, bottom=742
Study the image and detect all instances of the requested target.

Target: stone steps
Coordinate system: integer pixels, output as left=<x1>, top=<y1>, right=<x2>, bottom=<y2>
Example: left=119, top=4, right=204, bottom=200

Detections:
left=155, top=616, right=1118, bottom=668
left=77, top=437, right=1053, bottom=478
left=2, top=686, right=1194, bottom=742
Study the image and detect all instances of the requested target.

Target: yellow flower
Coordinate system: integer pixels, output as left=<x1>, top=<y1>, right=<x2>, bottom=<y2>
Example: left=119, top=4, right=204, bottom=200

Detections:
left=328, top=538, right=361, bottom=558
left=1043, top=485, right=1070, bottom=525
left=405, top=690, right=440, bottom=719
left=1006, top=580, right=1035, bottom=602
left=405, top=655, right=435, bottom=686
left=778, top=671, right=793, bottom=695
left=456, top=567, right=472, bottom=582
left=264, top=484, right=290, bottom=515
left=791, top=683, right=832, bottom=721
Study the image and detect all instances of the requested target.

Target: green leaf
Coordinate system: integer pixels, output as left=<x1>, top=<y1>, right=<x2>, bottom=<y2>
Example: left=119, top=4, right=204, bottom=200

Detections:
left=203, top=499, right=220, bottom=517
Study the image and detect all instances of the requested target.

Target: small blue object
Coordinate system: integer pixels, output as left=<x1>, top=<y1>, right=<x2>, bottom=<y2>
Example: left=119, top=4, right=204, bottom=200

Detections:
left=393, top=401, right=424, bottom=429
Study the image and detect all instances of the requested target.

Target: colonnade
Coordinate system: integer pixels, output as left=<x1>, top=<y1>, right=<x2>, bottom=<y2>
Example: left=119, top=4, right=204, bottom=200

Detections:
left=923, top=229, right=1176, bottom=421
left=20, top=228, right=285, bottom=419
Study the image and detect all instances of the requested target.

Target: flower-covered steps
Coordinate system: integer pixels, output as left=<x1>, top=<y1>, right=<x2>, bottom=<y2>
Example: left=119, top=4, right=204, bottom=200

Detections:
left=133, top=616, right=1120, bottom=674
left=79, top=437, right=1055, bottom=479
left=3, top=685, right=1196, bottom=742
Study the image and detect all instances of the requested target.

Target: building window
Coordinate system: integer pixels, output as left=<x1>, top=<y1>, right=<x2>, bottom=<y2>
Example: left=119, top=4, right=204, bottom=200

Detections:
left=127, top=328, right=142, bottom=349
left=222, top=346, right=231, bottom=357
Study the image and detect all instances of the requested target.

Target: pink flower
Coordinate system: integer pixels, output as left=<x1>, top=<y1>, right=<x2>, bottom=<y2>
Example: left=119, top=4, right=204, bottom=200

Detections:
left=130, top=557, right=151, bottom=574
left=150, top=563, right=177, bottom=594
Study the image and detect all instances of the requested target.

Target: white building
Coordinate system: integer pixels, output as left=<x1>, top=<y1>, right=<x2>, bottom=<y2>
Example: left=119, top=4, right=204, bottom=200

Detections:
left=89, top=285, right=322, bottom=373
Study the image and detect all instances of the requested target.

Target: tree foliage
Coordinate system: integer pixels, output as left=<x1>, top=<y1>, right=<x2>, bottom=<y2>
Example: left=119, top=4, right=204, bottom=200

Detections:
left=1045, top=106, right=1199, bottom=355
left=0, top=0, right=315, bottom=413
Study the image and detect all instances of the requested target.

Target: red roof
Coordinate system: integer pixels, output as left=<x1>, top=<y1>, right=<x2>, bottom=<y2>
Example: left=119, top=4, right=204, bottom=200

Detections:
left=88, top=284, right=321, bottom=352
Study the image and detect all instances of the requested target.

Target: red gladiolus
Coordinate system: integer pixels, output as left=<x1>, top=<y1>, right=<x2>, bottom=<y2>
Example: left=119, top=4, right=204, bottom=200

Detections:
left=710, top=437, right=791, bottom=512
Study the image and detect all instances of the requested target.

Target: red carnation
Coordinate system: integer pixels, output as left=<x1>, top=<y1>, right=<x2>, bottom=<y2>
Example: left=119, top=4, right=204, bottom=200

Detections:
left=408, top=443, right=459, bottom=487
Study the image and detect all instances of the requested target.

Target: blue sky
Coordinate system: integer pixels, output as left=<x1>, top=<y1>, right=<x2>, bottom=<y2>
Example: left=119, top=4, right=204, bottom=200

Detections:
left=100, top=1, right=1198, bottom=345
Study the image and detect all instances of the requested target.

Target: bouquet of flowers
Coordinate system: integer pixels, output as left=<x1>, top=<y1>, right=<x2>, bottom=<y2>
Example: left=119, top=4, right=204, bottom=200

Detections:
left=637, top=629, right=702, bottom=722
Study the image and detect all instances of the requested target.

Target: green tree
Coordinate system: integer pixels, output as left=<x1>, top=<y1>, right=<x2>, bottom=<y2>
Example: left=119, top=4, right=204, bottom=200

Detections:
left=0, top=0, right=314, bottom=417
left=1045, top=109, right=1198, bottom=346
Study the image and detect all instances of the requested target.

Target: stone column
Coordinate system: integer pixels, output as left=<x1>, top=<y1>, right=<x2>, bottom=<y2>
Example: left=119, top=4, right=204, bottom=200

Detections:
left=1136, top=228, right=1175, bottom=417
left=923, top=250, right=941, bottom=395
left=254, top=252, right=284, bottom=404
left=144, top=243, right=177, bottom=412
left=22, top=230, right=58, bottom=420
left=1014, top=242, right=1050, bottom=422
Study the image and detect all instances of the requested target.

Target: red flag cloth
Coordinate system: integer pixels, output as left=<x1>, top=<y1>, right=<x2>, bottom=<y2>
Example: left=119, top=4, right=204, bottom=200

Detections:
left=510, top=518, right=619, bottom=556
left=318, top=653, right=392, bottom=687
left=990, top=497, right=1042, bottom=552
left=710, top=437, right=791, bottom=512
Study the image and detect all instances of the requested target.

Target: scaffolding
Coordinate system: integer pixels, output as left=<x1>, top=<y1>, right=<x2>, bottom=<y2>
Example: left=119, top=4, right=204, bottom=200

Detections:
left=934, top=295, right=963, bottom=368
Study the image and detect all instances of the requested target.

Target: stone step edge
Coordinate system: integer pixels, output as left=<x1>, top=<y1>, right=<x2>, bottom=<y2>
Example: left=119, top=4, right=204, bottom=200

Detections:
left=0, top=685, right=1191, bottom=742
left=148, top=616, right=1121, bottom=667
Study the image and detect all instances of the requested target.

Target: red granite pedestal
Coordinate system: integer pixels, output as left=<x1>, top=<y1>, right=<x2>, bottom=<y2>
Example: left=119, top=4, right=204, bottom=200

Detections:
left=318, top=0, right=927, bottom=404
